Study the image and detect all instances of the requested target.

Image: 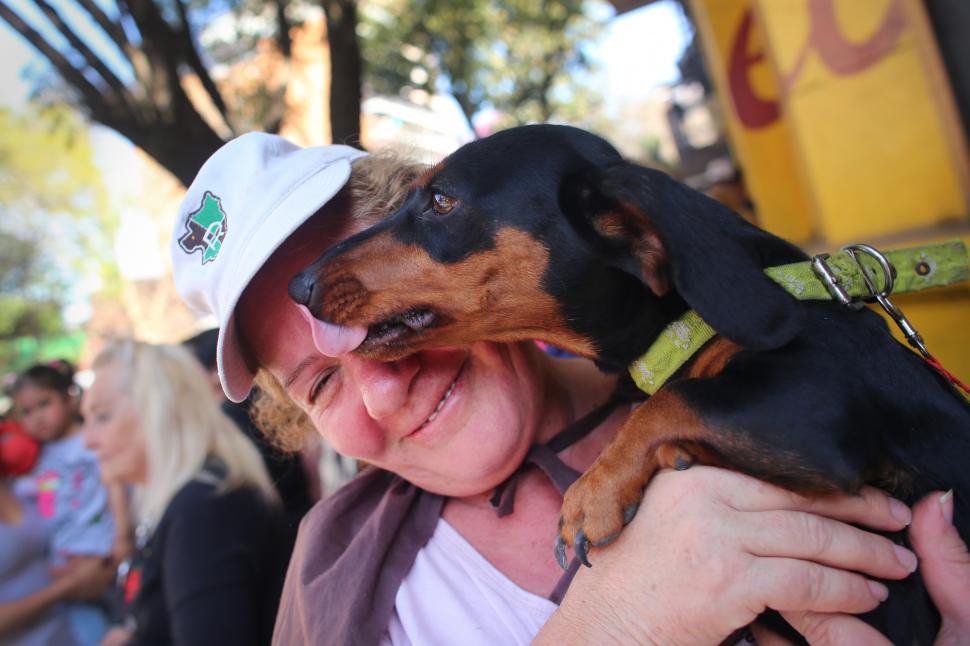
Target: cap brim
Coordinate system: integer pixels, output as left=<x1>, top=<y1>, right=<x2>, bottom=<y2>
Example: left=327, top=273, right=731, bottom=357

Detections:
left=216, top=151, right=365, bottom=402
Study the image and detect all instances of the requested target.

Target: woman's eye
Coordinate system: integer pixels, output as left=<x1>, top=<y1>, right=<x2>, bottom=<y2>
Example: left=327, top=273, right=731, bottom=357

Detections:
left=431, top=191, right=457, bottom=215
left=309, top=369, right=336, bottom=404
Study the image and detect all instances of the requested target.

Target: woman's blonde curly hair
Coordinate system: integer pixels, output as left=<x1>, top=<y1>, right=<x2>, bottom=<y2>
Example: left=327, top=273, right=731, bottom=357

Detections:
left=251, top=151, right=428, bottom=452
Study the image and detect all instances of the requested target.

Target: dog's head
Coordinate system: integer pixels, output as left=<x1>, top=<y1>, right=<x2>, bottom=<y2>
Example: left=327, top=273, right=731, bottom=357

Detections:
left=290, top=125, right=804, bottom=367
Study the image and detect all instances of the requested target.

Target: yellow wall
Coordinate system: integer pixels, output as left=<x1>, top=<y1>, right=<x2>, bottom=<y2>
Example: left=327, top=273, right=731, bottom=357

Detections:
left=756, top=0, right=966, bottom=241
left=688, top=0, right=970, bottom=380
left=690, top=0, right=815, bottom=242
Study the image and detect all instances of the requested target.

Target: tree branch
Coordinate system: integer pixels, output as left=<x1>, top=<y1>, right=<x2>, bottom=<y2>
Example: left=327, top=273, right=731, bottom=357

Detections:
left=322, top=0, right=362, bottom=146
left=74, top=0, right=129, bottom=53
left=0, top=1, right=107, bottom=116
left=173, top=0, right=233, bottom=133
left=118, top=0, right=184, bottom=112
left=31, top=0, right=135, bottom=115
left=275, top=0, right=292, bottom=58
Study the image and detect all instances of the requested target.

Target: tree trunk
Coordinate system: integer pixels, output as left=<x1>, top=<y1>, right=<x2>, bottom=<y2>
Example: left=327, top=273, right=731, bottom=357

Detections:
left=0, top=0, right=228, bottom=188
left=122, top=121, right=226, bottom=187
left=322, top=0, right=362, bottom=148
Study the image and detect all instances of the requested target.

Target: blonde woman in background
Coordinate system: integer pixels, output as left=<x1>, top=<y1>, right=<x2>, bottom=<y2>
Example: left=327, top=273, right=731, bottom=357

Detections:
left=81, top=340, right=291, bottom=646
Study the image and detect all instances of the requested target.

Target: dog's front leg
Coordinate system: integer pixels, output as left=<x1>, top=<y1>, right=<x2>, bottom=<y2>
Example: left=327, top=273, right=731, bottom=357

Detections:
left=557, top=388, right=725, bottom=567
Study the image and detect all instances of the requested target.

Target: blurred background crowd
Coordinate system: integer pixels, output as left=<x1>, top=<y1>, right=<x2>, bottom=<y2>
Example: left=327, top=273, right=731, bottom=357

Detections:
left=1, top=0, right=969, bottom=643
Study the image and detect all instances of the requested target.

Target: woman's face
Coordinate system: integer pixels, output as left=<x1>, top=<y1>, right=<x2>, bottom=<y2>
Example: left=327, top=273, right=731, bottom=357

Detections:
left=81, top=361, right=148, bottom=485
left=13, top=384, right=75, bottom=443
left=238, top=221, right=560, bottom=497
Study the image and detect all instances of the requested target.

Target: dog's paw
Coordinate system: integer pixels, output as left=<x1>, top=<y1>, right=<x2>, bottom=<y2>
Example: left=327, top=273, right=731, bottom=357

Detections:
left=555, top=462, right=646, bottom=569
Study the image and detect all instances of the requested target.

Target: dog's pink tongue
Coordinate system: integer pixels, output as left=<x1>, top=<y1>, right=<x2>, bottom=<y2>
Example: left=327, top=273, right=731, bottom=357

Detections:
left=297, top=305, right=368, bottom=357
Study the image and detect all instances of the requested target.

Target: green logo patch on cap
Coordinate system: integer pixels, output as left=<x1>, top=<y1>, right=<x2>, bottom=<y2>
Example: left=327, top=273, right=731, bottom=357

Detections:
left=178, top=191, right=228, bottom=264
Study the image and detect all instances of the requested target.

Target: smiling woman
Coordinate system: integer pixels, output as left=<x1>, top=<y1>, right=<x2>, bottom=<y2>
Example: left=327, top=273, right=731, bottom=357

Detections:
left=170, top=132, right=970, bottom=646
left=236, top=213, right=547, bottom=496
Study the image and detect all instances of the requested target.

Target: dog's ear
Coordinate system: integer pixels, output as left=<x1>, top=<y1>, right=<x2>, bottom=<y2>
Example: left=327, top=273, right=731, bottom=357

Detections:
left=574, top=163, right=804, bottom=351
left=559, top=173, right=672, bottom=298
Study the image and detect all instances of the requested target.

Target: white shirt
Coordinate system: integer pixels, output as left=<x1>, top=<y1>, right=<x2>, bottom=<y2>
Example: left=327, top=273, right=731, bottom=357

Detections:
left=382, top=518, right=557, bottom=645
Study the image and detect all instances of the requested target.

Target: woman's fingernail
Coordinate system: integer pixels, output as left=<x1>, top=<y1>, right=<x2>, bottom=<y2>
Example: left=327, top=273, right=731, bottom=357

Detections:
left=893, top=544, right=917, bottom=573
left=889, top=498, right=912, bottom=526
left=940, top=490, right=954, bottom=525
left=867, top=580, right=889, bottom=602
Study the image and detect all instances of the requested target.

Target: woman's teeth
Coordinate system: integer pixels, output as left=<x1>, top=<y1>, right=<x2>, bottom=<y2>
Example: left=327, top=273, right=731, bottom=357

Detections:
left=422, top=377, right=458, bottom=427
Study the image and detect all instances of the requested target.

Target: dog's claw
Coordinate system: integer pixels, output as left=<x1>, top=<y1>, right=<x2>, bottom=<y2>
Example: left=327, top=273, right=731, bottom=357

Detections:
left=623, top=502, right=640, bottom=525
left=575, top=529, right=592, bottom=568
left=554, top=535, right=568, bottom=571
left=674, top=455, right=692, bottom=471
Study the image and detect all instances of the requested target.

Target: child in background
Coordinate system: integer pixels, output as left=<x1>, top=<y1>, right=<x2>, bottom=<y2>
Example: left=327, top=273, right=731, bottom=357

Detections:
left=10, top=360, right=130, bottom=646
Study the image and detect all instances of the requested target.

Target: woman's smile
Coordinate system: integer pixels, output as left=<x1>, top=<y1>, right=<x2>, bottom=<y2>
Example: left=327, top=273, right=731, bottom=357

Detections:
left=406, top=354, right=467, bottom=442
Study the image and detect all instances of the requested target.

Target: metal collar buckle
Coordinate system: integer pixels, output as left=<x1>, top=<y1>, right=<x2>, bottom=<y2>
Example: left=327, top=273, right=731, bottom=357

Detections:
left=812, top=243, right=930, bottom=358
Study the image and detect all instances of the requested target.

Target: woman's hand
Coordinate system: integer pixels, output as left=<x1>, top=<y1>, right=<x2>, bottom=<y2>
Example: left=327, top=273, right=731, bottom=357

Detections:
left=98, top=626, right=133, bottom=646
left=111, top=535, right=134, bottom=568
left=537, top=466, right=915, bottom=645
left=760, top=490, right=970, bottom=645
left=0, top=554, right=115, bottom=637
left=49, top=555, right=116, bottom=603
left=911, top=491, right=970, bottom=646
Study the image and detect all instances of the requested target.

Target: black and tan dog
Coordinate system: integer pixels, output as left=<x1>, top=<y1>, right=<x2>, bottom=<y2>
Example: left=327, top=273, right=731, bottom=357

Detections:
left=290, top=125, right=970, bottom=644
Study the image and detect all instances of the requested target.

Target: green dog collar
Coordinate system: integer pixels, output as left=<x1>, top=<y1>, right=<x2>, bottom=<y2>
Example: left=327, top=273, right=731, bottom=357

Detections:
left=630, top=310, right=716, bottom=395
left=629, top=239, right=970, bottom=396
left=765, top=239, right=969, bottom=301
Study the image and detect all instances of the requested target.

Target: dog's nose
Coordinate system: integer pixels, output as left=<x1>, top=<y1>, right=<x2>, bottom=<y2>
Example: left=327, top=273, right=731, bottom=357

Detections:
left=288, top=270, right=315, bottom=306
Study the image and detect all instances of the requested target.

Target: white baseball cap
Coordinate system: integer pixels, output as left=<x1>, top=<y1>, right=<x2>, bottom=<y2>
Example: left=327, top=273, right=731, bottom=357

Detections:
left=171, top=133, right=367, bottom=402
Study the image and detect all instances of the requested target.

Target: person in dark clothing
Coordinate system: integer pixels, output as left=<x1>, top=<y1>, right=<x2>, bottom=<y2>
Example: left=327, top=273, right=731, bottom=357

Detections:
left=182, top=328, right=312, bottom=536
left=116, top=470, right=286, bottom=646
left=82, top=339, right=289, bottom=646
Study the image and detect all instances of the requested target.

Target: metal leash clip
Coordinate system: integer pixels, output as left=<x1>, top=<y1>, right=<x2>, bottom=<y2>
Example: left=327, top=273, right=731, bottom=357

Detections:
left=811, top=251, right=864, bottom=310
left=818, top=243, right=932, bottom=358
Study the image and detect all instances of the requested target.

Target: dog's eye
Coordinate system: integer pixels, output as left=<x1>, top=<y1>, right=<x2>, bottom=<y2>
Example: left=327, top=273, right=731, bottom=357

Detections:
left=431, top=191, right=457, bottom=215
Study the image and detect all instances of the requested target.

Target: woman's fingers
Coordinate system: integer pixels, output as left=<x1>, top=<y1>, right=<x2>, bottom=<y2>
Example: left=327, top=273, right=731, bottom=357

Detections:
left=748, top=557, right=887, bottom=615
left=59, top=557, right=115, bottom=601
left=98, top=627, right=134, bottom=646
left=909, top=491, right=970, bottom=646
left=788, top=486, right=912, bottom=532
left=780, top=611, right=892, bottom=646
left=706, top=468, right=911, bottom=532
left=749, top=623, right=799, bottom=646
left=742, top=509, right=917, bottom=581
left=557, top=467, right=918, bottom=646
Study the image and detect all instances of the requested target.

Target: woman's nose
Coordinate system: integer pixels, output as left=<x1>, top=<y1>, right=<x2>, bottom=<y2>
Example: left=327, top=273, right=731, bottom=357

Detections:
left=341, top=353, right=421, bottom=420
left=81, top=425, right=97, bottom=450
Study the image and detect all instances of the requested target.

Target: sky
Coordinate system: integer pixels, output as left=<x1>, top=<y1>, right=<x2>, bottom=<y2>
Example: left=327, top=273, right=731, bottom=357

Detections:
left=593, top=1, right=691, bottom=106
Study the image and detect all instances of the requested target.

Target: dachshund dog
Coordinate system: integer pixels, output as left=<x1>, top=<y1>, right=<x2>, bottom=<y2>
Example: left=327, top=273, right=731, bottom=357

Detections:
left=289, top=125, right=970, bottom=644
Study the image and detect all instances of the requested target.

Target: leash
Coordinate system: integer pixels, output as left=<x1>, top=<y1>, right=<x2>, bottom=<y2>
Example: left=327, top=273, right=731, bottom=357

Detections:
left=629, top=239, right=970, bottom=397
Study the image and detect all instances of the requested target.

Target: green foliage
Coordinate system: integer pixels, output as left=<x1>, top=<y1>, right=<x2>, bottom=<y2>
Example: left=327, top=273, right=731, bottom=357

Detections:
left=0, top=106, right=108, bottom=219
left=0, top=104, right=118, bottom=348
left=0, top=296, right=64, bottom=340
left=0, top=232, right=65, bottom=341
left=0, top=332, right=86, bottom=381
left=361, top=0, right=606, bottom=129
